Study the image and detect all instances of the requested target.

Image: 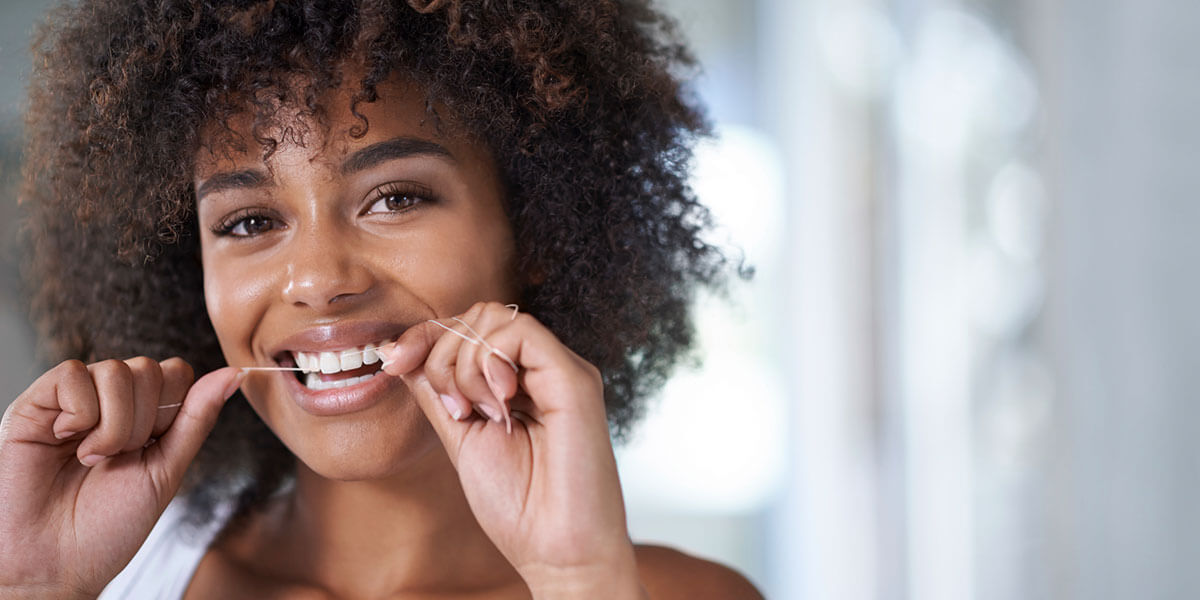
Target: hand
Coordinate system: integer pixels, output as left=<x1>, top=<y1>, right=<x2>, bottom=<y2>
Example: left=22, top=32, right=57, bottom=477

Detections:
left=380, top=302, right=646, bottom=598
left=0, top=358, right=243, bottom=599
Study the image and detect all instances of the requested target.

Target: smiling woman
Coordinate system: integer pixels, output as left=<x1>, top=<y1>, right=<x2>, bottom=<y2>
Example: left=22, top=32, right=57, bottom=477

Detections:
left=0, top=0, right=760, bottom=599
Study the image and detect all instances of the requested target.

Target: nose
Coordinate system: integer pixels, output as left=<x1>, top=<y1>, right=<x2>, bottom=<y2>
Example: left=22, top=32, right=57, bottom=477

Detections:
left=280, top=227, right=374, bottom=310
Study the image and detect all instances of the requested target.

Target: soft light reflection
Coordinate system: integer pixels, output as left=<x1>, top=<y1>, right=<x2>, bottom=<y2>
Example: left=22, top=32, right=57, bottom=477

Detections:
left=987, top=162, right=1047, bottom=263
left=818, top=3, right=901, bottom=99
left=895, top=9, right=1038, bottom=156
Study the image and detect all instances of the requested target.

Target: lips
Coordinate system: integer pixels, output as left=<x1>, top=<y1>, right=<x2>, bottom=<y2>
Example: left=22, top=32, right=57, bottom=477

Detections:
left=290, top=339, right=392, bottom=391
left=265, top=321, right=409, bottom=415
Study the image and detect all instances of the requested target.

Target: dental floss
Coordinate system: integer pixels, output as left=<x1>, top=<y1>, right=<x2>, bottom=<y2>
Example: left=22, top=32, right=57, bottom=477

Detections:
left=446, top=317, right=519, bottom=374
left=427, top=315, right=520, bottom=434
left=158, top=309, right=526, bottom=417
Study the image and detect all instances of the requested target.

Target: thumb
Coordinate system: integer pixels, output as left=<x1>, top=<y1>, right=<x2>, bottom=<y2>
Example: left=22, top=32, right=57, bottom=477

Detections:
left=143, top=366, right=244, bottom=501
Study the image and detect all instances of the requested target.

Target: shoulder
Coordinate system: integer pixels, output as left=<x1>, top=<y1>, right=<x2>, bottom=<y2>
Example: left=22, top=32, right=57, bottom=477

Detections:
left=634, top=544, right=765, bottom=600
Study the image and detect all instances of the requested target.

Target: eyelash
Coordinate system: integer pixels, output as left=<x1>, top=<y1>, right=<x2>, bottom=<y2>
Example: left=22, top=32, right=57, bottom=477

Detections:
left=363, top=182, right=436, bottom=216
left=211, top=208, right=279, bottom=238
left=209, top=183, right=435, bottom=238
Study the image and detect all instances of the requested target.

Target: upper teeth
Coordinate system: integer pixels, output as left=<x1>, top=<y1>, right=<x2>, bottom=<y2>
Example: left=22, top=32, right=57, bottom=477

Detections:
left=292, top=340, right=389, bottom=374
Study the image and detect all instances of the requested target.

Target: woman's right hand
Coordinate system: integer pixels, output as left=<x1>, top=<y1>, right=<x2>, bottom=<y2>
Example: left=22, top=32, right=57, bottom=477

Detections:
left=0, top=358, right=243, bottom=599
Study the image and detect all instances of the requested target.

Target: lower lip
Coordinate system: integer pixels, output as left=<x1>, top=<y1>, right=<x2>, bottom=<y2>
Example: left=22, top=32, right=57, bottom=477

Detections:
left=283, top=368, right=400, bottom=416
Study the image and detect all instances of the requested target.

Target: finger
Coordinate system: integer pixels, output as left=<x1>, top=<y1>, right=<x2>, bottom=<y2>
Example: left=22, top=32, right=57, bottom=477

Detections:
left=481, top=348, right=519, bottom=411
left=49, top=360, right=101, bottom=441
left=380, top=320, right=443, bottom=376
left=398, top=370, right=471, bottom=466
left=77, top=360, right=135, bottom=465
left=421, top=319, right=471, bottom=401
left=380, top=303, right=488, bottom=376
left=142, top=367, right=243, bottom=506
left=152, top=358, right=195, bottom=438
left=470, top=313, right=604, bottom=418
left=454, top=323, right=505, bottom=420
left=441, top=378, right=477, bottom=422
left=122, top=357, right=162, bottom=452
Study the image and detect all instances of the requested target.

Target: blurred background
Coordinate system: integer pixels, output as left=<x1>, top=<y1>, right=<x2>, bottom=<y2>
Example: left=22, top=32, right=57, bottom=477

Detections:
left=3, top=0, right=1198, bottom=598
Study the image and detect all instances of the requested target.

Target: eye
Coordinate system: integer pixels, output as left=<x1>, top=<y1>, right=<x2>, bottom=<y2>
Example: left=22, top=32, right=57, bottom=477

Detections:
left=211, top=210, right=280, bottom=238
left=363, top=183, right=434, bottom=216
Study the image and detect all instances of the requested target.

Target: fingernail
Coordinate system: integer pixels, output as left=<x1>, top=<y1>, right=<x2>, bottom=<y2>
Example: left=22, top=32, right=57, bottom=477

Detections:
left=80, top=454, right=105, bottom=467
left=439, top=394, right=463, bottom=420
left=223, top=371, right=247, bottom=400
left=478, top=402, right=503, bottom=423
left=482, top=361, right=506, bottom=406
left=55, top=430, right=77, bottom=440
left=377, top=343, right=398, bottom=371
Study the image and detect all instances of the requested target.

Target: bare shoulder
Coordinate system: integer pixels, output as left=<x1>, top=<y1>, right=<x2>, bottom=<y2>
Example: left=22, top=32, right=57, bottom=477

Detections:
left=634, top=544, right=765, bottom=600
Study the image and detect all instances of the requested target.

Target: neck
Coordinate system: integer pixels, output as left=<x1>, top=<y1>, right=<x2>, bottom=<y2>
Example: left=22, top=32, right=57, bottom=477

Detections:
left=236, top=447, right=522, bottom=598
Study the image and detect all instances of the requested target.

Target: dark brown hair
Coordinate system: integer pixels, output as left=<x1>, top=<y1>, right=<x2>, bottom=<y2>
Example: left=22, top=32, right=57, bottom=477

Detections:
left=22, top=0, right=726, bottom=523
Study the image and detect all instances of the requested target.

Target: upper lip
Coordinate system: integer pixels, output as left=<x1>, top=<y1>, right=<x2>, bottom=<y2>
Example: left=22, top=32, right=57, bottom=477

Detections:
left=265, top=320, right=413, bottom=363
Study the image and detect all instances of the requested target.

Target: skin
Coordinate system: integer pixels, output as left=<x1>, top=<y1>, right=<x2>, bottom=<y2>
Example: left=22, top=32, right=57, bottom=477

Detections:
left=0, top=76, right=763, bottom=599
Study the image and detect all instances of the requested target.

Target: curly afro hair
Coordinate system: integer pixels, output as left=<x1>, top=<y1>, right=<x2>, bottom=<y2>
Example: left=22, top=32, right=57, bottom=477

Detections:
left=21, top=0, right=726, bottom=523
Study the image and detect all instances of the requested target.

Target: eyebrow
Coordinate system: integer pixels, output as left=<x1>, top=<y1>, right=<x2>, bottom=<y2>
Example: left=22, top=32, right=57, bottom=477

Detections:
left=341, top=136, right=456, bottom=174
left=195, top=169, right=268, bottom=202
left=195, top=137, right=455, bottom=202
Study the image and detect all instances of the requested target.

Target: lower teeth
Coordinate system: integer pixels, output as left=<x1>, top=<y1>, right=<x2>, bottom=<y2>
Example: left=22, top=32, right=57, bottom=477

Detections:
left=304, top=371, right=378, bottom=391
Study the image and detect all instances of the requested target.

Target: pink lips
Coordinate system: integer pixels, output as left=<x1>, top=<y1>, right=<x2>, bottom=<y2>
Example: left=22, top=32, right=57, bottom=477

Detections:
left=264, top=320, right=412, bottom=417
left=284, top=365, right=401, bottom=416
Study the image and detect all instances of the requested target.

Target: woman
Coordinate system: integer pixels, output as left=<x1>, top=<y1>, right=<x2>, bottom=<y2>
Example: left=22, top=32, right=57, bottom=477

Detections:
left=0, top=0, right=761, bottom=597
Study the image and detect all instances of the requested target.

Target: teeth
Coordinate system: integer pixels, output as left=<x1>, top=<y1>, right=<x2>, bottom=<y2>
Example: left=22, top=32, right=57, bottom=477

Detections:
left=290, top=338, right=394, bottom=375
left=340, top=349, right=363, bottom=371
left=303, top=371, right=380, bottom=391
left=319, top=352, right=340, bottom=374
left=362, top=344, right=380, bottom=365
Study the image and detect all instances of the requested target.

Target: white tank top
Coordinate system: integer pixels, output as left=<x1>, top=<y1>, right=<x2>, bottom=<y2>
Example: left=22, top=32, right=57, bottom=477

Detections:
left=98, top=499, right=229, bottom=600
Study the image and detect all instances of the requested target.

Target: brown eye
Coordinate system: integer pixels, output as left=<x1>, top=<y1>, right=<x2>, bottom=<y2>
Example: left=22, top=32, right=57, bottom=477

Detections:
left=233, top=215, right=275, bottom=236
left=367, top=193, right=421, bottom=214
left=214, top=213, right=278, bottom=237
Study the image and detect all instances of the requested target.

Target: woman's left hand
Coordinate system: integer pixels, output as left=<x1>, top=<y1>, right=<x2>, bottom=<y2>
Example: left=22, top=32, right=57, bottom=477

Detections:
left=378, top=302, right=645, bottom=599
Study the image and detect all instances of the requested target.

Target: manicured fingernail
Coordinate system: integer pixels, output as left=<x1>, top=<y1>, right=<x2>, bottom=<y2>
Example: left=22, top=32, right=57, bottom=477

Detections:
left=478, top=402, right=503, bottom=423
left=439, top=394, right=463, bottom=420
left=55, top=430, right=77, bottom=440
left=482, top=361, right=507, bottom=406
left=80, top=454, right=105, bottom=467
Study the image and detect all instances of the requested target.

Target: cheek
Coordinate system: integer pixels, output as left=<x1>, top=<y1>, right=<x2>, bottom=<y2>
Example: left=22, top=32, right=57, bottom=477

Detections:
left=202, top=251, right=274, bottom=359
left=389, top=218, right=516, bottom=312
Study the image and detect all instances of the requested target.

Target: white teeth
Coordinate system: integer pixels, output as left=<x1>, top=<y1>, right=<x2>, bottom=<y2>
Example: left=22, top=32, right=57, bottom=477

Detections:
left=290, top=338, right=394, bottom=375
left=362, top=344, right=380, bottom=365
left=319, top=352, right=341, bottom=374
left=303, top=371, right=379, bottom=391
left=339, top=349, right=363, bottom=371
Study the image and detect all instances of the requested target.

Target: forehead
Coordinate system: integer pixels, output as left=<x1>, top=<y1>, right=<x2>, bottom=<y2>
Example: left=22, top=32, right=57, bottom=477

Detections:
left=193, top=76, right=474, bottom=177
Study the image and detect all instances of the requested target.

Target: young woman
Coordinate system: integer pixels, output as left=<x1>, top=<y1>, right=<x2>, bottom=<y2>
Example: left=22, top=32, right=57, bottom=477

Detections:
left=0, top=1, right=761, bottom=597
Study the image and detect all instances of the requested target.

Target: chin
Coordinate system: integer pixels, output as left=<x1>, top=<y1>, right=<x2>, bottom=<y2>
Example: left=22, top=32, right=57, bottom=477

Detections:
left=290, top=413, right=444, bottom=481
left=246, top=373, right=446, bottom=482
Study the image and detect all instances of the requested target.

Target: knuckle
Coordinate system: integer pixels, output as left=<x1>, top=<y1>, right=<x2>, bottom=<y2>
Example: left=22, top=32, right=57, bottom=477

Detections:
left=90, top=358, right=132, bottom=381
left=571, top=356, right=604, bottom=390
left=513, top=312, right=538, bottom=329
left=48, top=359, right=91, bottom=387
left=55, top=359, right=88, bottom=377
left=160, top=357, right=195, bottom=384
left=126, top=356, right=163, bottom=383
left=124, top=355, right=155, bottom=370
left=466, top=301, right=489, bottom=318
